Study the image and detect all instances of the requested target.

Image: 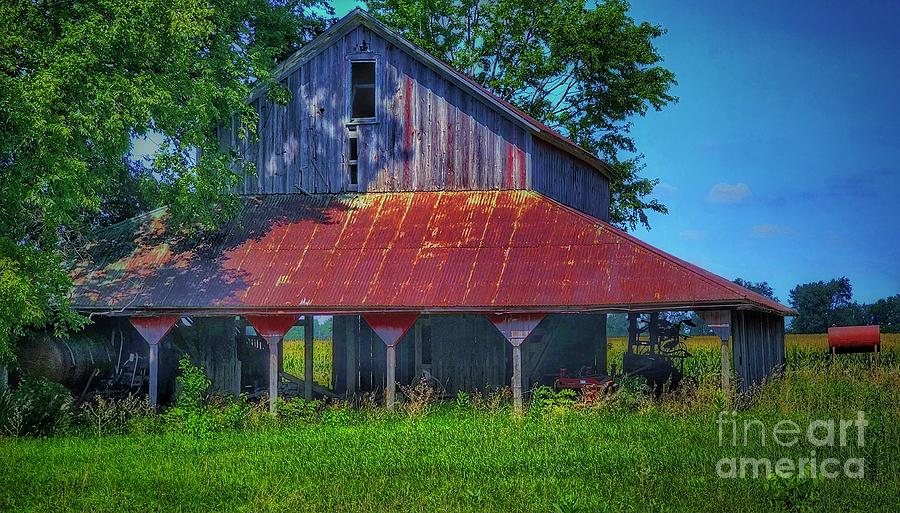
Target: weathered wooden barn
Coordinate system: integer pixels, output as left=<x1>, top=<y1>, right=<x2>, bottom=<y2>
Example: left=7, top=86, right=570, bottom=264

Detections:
left=64, top=9, right=793, bottom=410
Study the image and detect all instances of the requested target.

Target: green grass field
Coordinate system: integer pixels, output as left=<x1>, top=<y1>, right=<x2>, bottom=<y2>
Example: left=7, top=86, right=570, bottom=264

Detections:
left=1, top=335, right=898, bottom=512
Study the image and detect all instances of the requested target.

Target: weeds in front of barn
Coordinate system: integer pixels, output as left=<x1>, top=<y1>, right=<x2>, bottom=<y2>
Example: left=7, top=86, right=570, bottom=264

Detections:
left=0, top=337, right=898, bottom=512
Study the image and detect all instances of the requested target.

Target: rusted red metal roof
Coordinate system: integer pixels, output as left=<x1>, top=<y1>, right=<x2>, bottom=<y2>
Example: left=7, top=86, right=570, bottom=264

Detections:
left=70, top=191, right=793, bottom=315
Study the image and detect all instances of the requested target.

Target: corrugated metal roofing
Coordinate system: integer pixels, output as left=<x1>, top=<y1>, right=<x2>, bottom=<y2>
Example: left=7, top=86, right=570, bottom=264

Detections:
left=70, top=191, right=793, bottom=315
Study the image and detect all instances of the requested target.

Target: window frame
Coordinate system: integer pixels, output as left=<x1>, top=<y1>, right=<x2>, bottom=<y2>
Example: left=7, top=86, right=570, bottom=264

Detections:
left=346, top=54, right=379, bottom=125
left=346, top=126, right=360, bottom=191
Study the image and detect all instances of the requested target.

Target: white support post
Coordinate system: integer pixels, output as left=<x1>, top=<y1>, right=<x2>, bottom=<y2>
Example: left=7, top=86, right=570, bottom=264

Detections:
left=267, top=338, right=280, bottom=413
left=148, top=341, right=160, bottom=409
left=488, top=314, right=545, bottom=415
left=128, top=316, right=179, bottom=411
left=720, top=337, right=731, bottom=396
left=385, top=344, right=397, bottom=410
left=304, top=315, right=314, bottom=400
left=360, top=313, right=420, bottom=411
left=244, top=314, right=301, bottom=416
left=699, top=310, right=733, bottom=401
left=511, top=344, right=523, bottom=412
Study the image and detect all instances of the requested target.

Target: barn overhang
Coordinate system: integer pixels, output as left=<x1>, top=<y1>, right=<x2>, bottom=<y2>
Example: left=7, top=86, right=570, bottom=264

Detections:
left=69, top=190, right=795, bottom=317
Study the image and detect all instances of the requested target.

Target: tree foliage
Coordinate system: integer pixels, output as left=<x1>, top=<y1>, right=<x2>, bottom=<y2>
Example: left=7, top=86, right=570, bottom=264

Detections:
left=789, top=277, right=854, bottom=334
left=0, top=0, right=332, bottom=362
left=733, top=278, right=779, bottom=302
left=869, top=295, right=900, bottom=333
left=367, top=0, right=677, bottom=230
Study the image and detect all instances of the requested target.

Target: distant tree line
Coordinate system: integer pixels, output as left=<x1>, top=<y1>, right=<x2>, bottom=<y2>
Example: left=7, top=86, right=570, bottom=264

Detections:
left=606, top=276, right=899, bottom=336
left=788, top=277, right=898, bottom=334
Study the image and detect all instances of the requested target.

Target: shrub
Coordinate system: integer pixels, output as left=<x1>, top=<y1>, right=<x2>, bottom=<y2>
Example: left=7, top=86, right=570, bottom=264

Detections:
left=164, top=356, right=215, bottom=439
left=529, top=386, right=576, bottom=417
left=470, top=386, right=511, bottom=413
left=763, top=462, right=825, bottom=513
left=611, top=375, right=652, bottom=411
left=174, top=355, right=211, bottom=410
left=277, top=397, right=322, bottom=423
left=0, top=378, right=75, bottom=437
left=454, top=390, right=471, bottom=410
left=242, top=398, right=278, bottom=430
left=206, top=394, right=253, bottom=431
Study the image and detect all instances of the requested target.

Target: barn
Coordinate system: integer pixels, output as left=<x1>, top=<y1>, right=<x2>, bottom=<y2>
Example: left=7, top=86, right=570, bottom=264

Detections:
left=62, top=9, right=793, bottom=411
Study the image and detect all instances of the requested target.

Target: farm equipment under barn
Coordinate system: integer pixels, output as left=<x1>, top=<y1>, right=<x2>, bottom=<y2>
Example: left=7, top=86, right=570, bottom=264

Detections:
left=623, top=314, right=694, bottom=392
left=553, top=366, right=615, bottom=393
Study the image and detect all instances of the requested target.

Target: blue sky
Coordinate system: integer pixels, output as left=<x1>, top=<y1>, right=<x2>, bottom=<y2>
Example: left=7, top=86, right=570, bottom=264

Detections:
left=328, top=1, right=899, bottom=303
left=620, top=0, right=900, bottom=304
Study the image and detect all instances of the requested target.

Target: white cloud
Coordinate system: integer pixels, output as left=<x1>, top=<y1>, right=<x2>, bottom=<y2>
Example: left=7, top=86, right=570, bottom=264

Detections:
left=708, top=182, right=751, bottom=204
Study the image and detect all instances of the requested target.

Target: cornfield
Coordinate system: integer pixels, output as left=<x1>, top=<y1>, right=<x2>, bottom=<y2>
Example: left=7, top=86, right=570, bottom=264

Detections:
left=282, top=339, right=334, bottom=386
left=608, top=334, right=899, bottom=382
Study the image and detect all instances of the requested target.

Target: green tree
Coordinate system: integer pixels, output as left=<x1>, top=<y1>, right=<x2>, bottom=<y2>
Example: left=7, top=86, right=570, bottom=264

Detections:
left=606, top=313, right=628, bottom=337
left=367, top=0, right=677, bottom=230
left=788, top=277, right=854, bottom=333
left=733, top=278, right=779, bottom=302
left=869, top=295, right=900, bottom=333
left=0, top=0, right=333, bottom=362
left=315, top=316, right=334, bottom=339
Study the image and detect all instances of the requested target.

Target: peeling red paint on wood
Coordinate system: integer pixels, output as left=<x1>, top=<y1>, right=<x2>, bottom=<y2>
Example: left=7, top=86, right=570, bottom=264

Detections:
left=129, top=316, right=179, bottom=344
left=362, top=313, right=419, bottom=347
left=245, top=314, right=300, bottom=340
left=488, top=314, right=545, bottom=346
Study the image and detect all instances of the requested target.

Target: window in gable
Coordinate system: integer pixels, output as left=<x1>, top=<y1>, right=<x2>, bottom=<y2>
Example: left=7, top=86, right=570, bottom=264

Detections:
left=347, top=127, right=359, bottom=190
left=350, top=60, right=376, bottom=120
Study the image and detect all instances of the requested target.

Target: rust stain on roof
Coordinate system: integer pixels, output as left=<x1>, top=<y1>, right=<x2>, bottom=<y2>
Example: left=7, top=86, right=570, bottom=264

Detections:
left=70, top=191, right=793, bottom=315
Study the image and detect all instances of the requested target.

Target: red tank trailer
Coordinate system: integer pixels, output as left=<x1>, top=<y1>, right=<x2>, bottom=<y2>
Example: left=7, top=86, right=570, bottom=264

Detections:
left=827, top=325, right=881, bottom=368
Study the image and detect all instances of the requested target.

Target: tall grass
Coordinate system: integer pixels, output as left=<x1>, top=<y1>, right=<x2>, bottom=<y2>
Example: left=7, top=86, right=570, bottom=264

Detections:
left=0, top=333, right=897, bottom=512
left=1, top=366, right=897, bottom=512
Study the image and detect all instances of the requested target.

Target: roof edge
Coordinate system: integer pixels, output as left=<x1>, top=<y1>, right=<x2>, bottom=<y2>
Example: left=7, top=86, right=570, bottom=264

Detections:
left=532, top=191, right=796, bottom=316
left=74, top=299, right=793, bottom=318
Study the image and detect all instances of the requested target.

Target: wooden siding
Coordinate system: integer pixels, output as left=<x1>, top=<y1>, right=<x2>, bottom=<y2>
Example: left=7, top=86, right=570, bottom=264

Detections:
left=531, top=139, right=610, bottom=220
left=731, top=310, right=785, bottom=392
left=224, top=26, right=528, bottom=194
left=221, top=25, right=609, bottom=218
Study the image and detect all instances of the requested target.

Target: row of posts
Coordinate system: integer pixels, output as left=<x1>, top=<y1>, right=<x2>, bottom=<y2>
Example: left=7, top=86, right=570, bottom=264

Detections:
left=6, top=310, right=734, bottom=412
left=127, top=312, right=547, bottom=414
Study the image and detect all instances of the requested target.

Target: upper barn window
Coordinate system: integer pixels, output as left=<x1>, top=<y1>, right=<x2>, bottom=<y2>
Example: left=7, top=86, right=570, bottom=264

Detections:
left=349, top=60, right=376, bottom=121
